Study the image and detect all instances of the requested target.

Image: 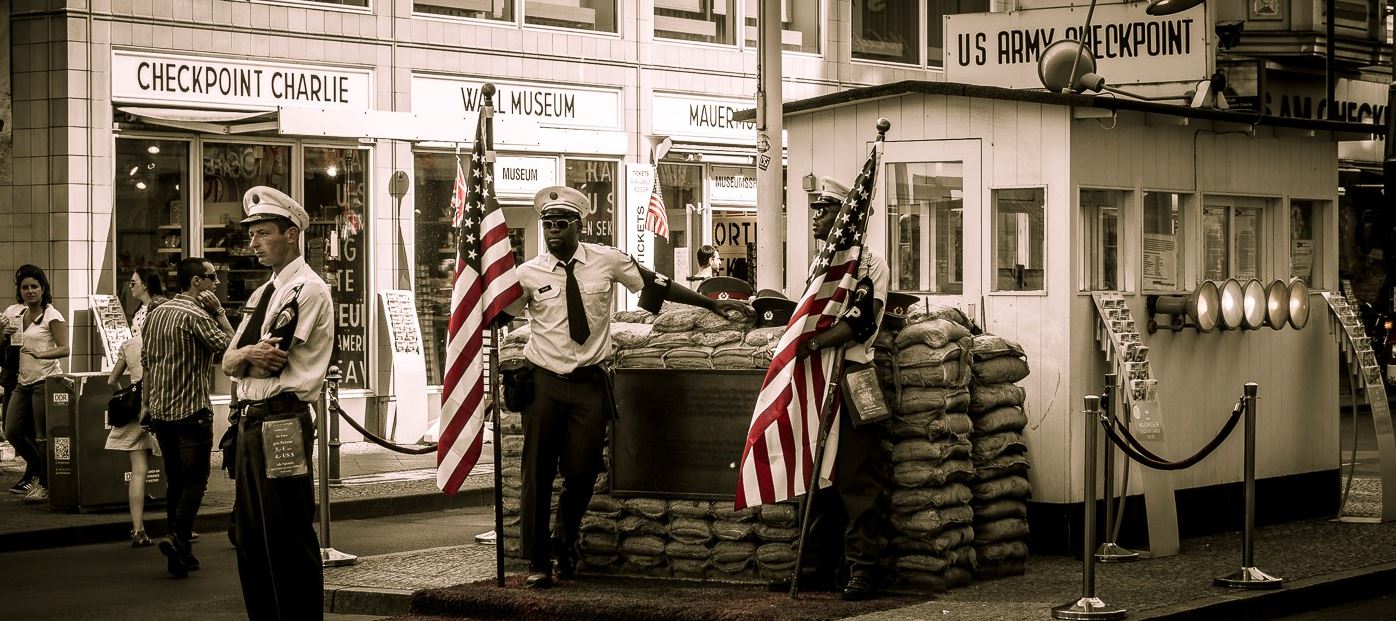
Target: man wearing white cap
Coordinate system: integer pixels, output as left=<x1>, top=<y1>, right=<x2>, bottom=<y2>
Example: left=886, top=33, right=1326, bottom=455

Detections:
left=221, top=186, right=334, bottom=620
left=510, top=185, right=752, bottom=588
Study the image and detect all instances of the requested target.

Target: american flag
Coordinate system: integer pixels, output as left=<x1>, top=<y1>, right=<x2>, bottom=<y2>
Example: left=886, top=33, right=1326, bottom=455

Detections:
left=438, top=111, right=523, bottom=496
left=646, top=167, right=670, bottom=239
left=734, top=141, right=882, bottom=510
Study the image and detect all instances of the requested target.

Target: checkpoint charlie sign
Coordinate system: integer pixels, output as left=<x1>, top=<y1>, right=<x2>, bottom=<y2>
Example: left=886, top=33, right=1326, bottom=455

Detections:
left=945, top=2, right=1206, bottom=89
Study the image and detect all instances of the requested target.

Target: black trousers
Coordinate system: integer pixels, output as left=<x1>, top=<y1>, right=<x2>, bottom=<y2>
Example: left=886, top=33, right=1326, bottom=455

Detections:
left=804, top=400, right=890, bottom=581
left=233, top=402, right=322, bottom=621
left=520, top=369, right=611, bottom=572
left=150, top=409, right=213, bottom=543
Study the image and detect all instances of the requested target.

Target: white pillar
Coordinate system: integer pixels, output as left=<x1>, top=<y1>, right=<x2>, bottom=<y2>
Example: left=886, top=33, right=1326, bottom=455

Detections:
left=755, top=0, right=784, bottom=293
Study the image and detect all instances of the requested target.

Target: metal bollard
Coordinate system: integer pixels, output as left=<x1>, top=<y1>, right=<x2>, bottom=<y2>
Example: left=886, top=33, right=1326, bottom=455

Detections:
left=327, top=370, right=344, bottom=486
left=1214, top=383, right=1282, bottom=589
left=1096, top=374, right=1139, bottom=563
left=1052, top=395, right=1126, bottom=620
left=319, top=366, right=357, bottom=568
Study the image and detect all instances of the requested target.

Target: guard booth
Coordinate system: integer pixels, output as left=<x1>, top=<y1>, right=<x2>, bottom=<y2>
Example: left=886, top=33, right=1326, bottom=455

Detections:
left=777, top=81, right=1382, bottom=553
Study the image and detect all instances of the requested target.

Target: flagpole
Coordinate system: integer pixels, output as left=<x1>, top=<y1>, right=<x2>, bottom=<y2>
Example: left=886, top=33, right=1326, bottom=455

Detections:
left=476, top=83, right=508, bottom=588
left=790, top=343, right=849, bottom=599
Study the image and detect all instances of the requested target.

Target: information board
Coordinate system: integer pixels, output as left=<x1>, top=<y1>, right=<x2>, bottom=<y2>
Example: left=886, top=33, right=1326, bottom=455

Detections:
left=610, top=369, right=763, bottom=500
left=379, top=290, right=429, bottom=443
left=90, top=295, right=132, bottom=371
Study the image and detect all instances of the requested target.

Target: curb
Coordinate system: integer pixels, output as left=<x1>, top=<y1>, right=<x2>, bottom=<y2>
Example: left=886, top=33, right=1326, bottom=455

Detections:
left=0, top=485, right=494, bottom=553
left=325, top=586, right=415, bottom=617
left=1135, top=561, right=1396, bottom=620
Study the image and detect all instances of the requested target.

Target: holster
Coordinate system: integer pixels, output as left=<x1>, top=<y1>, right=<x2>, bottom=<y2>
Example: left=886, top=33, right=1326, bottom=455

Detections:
left=499, top=358, right=536, bottom=412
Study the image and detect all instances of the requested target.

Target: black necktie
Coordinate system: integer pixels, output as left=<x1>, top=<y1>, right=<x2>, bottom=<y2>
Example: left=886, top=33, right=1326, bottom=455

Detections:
left=562, top=261, right=589, bottom=344
left=236, top=282, right=276, bottom=349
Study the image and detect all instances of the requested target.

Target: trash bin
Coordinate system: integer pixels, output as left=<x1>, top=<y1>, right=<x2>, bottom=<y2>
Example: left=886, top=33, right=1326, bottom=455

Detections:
left=45, top=372, right=166, bottom=513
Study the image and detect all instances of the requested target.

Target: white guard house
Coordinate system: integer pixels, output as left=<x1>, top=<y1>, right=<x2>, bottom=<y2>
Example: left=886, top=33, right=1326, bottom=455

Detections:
left=775, top=81, right=1385, bottom=554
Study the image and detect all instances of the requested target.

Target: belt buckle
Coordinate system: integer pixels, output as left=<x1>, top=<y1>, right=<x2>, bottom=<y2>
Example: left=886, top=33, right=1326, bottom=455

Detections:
left=555, top=370, right=574, bottom=381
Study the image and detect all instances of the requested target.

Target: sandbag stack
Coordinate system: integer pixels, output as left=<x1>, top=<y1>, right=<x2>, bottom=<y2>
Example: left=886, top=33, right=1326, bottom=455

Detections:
left=874, top=311, right=978, bottom=592
left=967, top=334, right=1033, bottom=579
left=613, top=307, right=760, bottom=370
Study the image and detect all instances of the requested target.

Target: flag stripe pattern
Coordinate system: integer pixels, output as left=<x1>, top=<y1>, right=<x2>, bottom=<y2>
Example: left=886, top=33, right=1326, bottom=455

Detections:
left=438, top=113, right=524, bottom=495
left=646, top=168, right=670, bottom=240
left=734, top=143, right=882, bottom=510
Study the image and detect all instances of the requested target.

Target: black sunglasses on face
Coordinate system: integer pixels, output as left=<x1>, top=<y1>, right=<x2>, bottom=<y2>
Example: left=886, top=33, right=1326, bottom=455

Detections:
left=199, top=272, right=219, bottom=281
left=541, top=217, right=578, bottom=231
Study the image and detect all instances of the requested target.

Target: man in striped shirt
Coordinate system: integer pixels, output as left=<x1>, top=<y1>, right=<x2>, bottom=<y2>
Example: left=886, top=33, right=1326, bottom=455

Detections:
left=142, top=256, right=235, bottom=578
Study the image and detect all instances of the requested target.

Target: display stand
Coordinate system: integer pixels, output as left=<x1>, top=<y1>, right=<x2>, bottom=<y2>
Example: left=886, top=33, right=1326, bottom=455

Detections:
left=1324, top=285, right=1396, bottom=523
left=378, top=290, right=429, bottom=443
left=1090, top=292, right=1179, bottom=557
left=90, top=294, right=132, bottom=371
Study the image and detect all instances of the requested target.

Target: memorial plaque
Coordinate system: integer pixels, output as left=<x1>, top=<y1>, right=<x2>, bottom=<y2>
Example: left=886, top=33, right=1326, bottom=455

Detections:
left=610, top=369, right=763, bottom=500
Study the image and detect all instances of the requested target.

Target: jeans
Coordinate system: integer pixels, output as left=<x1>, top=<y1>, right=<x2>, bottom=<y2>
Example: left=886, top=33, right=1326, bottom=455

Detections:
left=151, top=409, right=213, bottom=544
left=4, top=381, right=47, bottom=486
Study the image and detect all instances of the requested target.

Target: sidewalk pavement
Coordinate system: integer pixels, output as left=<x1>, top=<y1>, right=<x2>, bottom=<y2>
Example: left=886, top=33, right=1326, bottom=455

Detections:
left=324, top=479, right=1396, bottom=620
left=0, top=441, right=494, bottom=552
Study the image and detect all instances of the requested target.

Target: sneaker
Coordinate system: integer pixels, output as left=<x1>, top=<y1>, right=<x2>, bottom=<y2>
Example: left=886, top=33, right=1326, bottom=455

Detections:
left=21, top=484, right=47, bottom=504
left=159, top=536, right=190, bottom=578
left=8, top=476, right=33, bottom=495
left=131, top=529, right=152, bottom=548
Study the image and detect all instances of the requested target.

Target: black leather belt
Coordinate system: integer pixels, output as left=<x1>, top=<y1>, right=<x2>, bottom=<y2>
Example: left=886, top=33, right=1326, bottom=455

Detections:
left=240, top=392, right=306, bottom=417
left=535, top=365, right=606, bottom=383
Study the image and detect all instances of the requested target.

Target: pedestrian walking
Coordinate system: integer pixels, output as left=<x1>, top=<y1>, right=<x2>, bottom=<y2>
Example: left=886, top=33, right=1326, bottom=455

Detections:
left=768, top=177, right=892, bottom=600
left=3, top=264, right=69, bottom=504
left=221, top=186, right=333, bottom=621
left=142, top=256, right=235, bottom=577
left=129, top=267, right=171, bottom=337
left=106, top=331, right=160, bottom=547
left=509, top=186, right=752, bottom=589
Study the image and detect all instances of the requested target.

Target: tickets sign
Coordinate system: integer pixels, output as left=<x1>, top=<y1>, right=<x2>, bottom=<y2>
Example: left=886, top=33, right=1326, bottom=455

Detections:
left=944, top=3, right=1206, bottom=89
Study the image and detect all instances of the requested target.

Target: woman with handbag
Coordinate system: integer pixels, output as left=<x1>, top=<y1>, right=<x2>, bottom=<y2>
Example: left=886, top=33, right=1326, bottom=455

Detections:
left=107, top=332, right=159, bottom=547
left=4, top=264, right=69, bottom=505
left=128, top=267, right=169, bottom=338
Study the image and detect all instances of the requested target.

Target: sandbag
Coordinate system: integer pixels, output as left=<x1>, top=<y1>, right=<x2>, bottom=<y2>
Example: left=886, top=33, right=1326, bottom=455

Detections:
left=907, top=305, right=974, bottom=330
left=613, top=310, right=653, bottom=324
left=974, top=406, right=1028, bottom=435
left=893, top=459, right=976, bottom=488
left=976, top=540, right=1030, bottom=562
left=669, top=517, right=715, bottom=545
left=975, top=559, right=1028, bottom=579
left=694, top=330, right=742, bottom=347
left=899, top=362, right=971, bottom=388
left=620, top=535, right=666, bottom=558
left=617, top=347, right=667, bottom=368
left=670, top=558, right=710, bottom=577
left=891, top=526, right=974, bottom=555
left=500, top=345, right=524, bottom=362
left=756, top=542, right=795, bottom=568
left=712, top=541, right=757, bottom=564
left=971, top=475, right=1032, bottom=502
left=969, top=334, right=1025, bottom=360
left=891, top=437, right=972, bottom=463
left=713, top=505, right=759, bottom=522
left=612, top=322, right=655, bottom=348
left=624, top=498, right=669, bottom=520
left=650, top=331, right=695, bottom=348
left=668, top=500, right=715, bottom=519
left=744, top=326, right=785, bottom=347
left=896, top=318, right=972, bottom=349
left=662, top=346, right=715, bottom=369
left=973, top=356, right=1031, bottom=384
left=755, top=523, right=800, bottom=542
left=943, top=545, right=977, bottom=569
left=665, top=541, right=711, bottom=560
left=895, top=387, right=970, bottom=415
left=975, top=453, right=1031, bottom=479
left=973, top=518, right=1031, bottom=544
left=890, top=483, right=973, bottom=514
left=712, top=520, right=755, bottom=541
left=973, top=498, right=1028, bottom=521
left=617, top=515, right=666, bottom=537
left=896, top=554, right=950, bottom=573
left=580, top=531, right=619, bottom=553
left=889, top=504, right=975, bottom=535
left=712, top=346, right=758, bottom=369
left=588, top=495, right=623, bottom=519
left=653, top=307, right=708, bottom=333
left=969, top=383, right=1026, bottom=413
left=695, top=311, right=749, bottom=333
left=972, top=431, right=1029, bottom=462
left=895, top=342, right=966, bottom=368
left=501, top=326, right=532, bottom=347
left=759, top=503, right=797, bottom=526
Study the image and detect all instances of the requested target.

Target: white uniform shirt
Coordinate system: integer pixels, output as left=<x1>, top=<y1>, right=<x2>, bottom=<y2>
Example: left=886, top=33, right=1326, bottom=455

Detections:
left=227, top=256, right=335, bottom=402
left=518, top=243, right=645, bottom=375
left=842, top=252, right=890, bottom=366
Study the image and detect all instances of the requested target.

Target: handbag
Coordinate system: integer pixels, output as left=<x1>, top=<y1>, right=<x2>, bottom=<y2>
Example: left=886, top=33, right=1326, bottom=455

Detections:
left=840, top=362, right=891, bottom=427
left=107, top=382, right=142, bottom=428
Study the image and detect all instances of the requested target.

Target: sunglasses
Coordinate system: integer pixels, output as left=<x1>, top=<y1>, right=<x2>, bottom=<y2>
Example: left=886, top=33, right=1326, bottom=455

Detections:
left=541, top=217, right=578, bottom=231
left=198, top=272, right=219, bottom=282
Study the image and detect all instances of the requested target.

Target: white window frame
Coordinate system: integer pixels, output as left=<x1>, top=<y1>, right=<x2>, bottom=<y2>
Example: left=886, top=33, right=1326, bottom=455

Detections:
left=989, top=186, right=1047, bottom=294
left=1140, top=189, right=1191, bottom=294
left=1200, top=195, right=1272, bottom=283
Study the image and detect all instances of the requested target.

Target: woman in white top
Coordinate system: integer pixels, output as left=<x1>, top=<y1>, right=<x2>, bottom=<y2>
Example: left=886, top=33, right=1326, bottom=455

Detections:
left=2, top=265, right=69, bottom=505
left=107, top=333, right=160, bottom=547
left=128, top=267, right=169, bottom=338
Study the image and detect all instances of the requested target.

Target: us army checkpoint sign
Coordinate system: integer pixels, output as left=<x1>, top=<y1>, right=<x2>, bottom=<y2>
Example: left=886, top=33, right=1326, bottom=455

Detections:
left=944, top=2, right=1206, bottom=90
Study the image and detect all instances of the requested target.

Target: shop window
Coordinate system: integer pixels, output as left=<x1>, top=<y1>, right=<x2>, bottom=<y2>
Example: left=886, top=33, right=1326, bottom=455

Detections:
left=414, top=152, right=464, bottom=385
left=657, top=163, right=703, bottom=280
left=1290, top=199, right=1323, bottom=287
left=1142, top=191, right=1186, bottom=291
left=415, top=0, right=514, bottom=21
left=296, top=0, right=369, bottom=6
left=852, top=0, right=919, bottom=64
left=304, top=146, right=370, bottom=389
left=992, top=188, right=1045, bottom=292
left=656, top=0, right=736, bottom=45
left=114, top=138, right=191, bottom=317
left=1202, top=197, right=1267, bottom=282
left=525, top=0, right=616, bottom=33
left=742, top=0, right=820, bottom=53
left=886, top=161, right=963, bottom=293
left=202, top=142, right=291, bottom=316
left=565, top=158, right=618, bottom=247
left=927, top=0, right=990, bottom=68
left=1081, top=189, right=1125, bottom=291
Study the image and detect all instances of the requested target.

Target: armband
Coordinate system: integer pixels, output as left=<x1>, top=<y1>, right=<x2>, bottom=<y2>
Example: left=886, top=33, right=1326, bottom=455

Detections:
left=635, top=262, right=671, bottom=314
left=840, top=276, right=878, bottom=341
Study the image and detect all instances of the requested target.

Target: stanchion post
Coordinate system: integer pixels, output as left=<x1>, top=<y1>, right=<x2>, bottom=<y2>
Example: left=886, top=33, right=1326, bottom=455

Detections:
left=319, top=366, right=357, bottom=567
left=327, top=363, right=344, bottom=486
left=1214, top=383, right=1282, bottom=589
left=1096, top=373, right=1138, bottom=563
left=1053, top=395, right=1126, bottom=620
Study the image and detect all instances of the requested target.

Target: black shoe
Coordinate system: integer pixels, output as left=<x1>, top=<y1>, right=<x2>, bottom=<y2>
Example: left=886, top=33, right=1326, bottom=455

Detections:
left=159, top=537, right=189, bottom=578
left=525, top=572, right=553, bottom=588
left=767, top=572, right=837, bottom=593
left=8, top=476, right=33, bottom=495
left=841, top=576, right=876, bottom=601
left=183, top=550, right=200, bottom=571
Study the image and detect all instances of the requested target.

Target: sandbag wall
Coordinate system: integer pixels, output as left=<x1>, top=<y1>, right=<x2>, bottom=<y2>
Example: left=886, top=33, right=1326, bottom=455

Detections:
left=967, top=335, right=1033, bottom=578
left=495, top=303, right=1032, bottom=589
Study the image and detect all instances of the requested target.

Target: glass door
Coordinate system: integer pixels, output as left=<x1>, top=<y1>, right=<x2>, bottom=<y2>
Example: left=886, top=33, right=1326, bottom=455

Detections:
left=875, top=140, right=982, bottom=312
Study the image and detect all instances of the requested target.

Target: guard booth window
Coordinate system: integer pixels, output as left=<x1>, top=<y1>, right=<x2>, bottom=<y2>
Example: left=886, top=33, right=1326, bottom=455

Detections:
left=886, top=161, right=963, bottom=293
left=991, top=188, right=1045, bottom=292
left=1290, top=200, right=1323, bottom=287
left=1081, top=189, right=1127, bottom=291
left=1142, top=191, right=1187, bottom=292
left=1203, top=197, right=1266, bottom=281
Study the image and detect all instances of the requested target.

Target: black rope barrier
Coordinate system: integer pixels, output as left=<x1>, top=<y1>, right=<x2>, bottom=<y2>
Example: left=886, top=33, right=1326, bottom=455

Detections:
left=329, top=392, right=440, bottom=456
left=1097, top=398, right=1245, bottom=471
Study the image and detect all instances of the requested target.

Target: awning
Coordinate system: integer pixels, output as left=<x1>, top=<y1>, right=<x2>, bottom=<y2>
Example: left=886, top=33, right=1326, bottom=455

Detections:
left=115, top=106, right=280, bottom=134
